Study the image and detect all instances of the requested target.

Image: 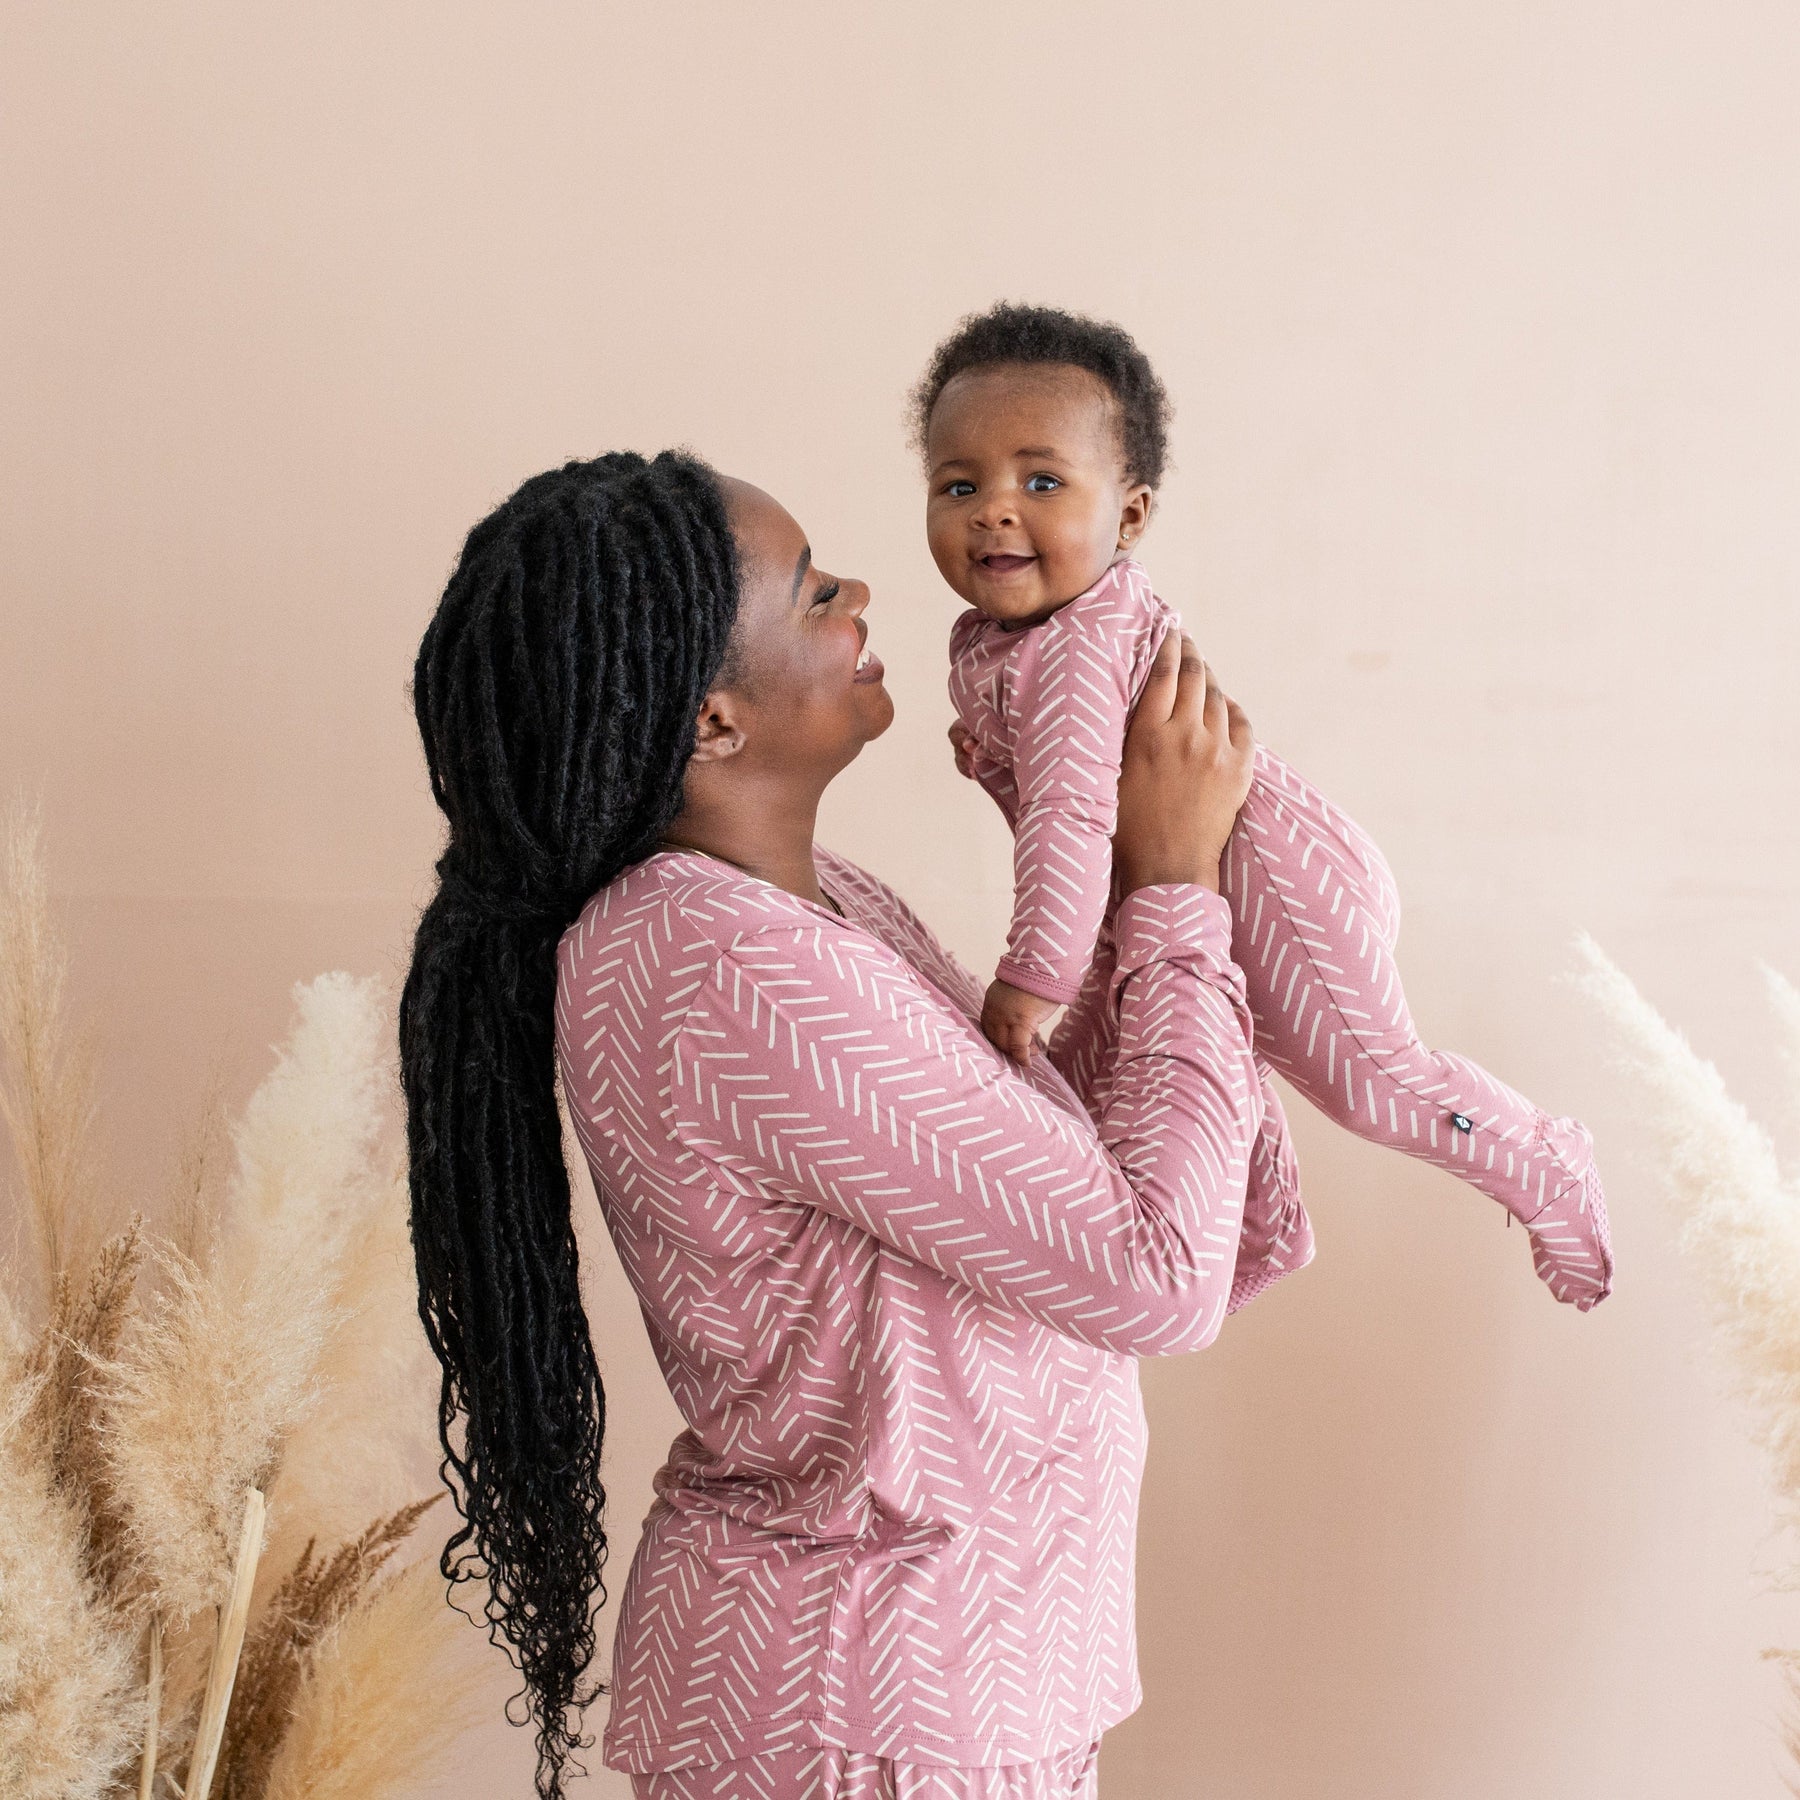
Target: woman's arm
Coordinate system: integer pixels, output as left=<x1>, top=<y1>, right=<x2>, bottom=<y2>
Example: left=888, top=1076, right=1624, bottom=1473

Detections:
left=680, top=633, right=1289, bottom=1354
left=671, top=884, right=1263, bottom=1356
left=1048, top=917, right=1315, bottom=1315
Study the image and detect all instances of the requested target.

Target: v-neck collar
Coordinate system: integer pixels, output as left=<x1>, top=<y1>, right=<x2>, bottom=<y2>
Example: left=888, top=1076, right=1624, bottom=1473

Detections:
left=650, top=844, right=852, bottom=925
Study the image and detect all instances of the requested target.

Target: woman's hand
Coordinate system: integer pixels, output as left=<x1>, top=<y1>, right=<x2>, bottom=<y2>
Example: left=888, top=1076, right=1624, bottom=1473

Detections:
left=1113, top=630, right=1254, bottom=896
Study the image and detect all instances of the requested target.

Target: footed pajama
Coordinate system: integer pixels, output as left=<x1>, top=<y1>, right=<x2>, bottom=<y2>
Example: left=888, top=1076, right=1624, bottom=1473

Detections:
left=948, top=557, right=1612, bottom=1308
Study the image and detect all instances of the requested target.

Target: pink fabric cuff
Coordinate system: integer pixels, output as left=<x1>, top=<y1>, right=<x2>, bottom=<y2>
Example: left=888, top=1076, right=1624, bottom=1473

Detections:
left=993, top=958, right=1087, bottom=1008
left=1108, top=885, right=1244, bottom=1000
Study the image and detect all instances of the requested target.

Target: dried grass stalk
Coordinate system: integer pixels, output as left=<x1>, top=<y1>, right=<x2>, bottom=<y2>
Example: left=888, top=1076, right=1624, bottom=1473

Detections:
left=218, top=1495, right=441, bottom=1799
left=166, top=1076, right=230, bottom=1275
left=142, top=1612, right=211, bottom=1791
left=261, top=1558, right=487, bottom=1800
left=138, top=1613, right=163, bottom=1800
left=0, top=799, right=105, bottom=1312
left=184, top=1487, right=265, bottom=1800
left=0, top=1372, right=137, bottom=1799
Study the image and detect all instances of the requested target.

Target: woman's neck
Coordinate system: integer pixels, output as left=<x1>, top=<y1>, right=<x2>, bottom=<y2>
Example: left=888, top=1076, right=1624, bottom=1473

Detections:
left=660, top=777, right=826, bottom=906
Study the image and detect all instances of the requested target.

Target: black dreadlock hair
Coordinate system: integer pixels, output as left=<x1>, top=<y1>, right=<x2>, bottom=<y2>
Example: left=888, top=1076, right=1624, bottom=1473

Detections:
left=908, top=301, right=1173, bottom=489
left=398, top=449, right=741, bottom=1799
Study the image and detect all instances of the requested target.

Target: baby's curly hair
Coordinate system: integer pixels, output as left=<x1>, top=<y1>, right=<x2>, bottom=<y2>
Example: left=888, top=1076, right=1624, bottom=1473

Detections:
left=910, top=302, right=1173, bottom=488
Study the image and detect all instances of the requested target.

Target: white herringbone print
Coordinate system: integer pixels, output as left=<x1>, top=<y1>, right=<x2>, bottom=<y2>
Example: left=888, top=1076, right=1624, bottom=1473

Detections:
left=629, top=1736, right=1101, bottom=1799
left=554, top=848, right=1309, bottom=1777
left=949, top=558, right=1612, bottom=1310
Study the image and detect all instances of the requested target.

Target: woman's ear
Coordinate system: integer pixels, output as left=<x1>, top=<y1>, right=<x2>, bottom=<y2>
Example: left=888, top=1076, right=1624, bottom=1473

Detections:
left=1117, top=484, right=1154, bottom=551
left=687, top=687, right=747, bottom=764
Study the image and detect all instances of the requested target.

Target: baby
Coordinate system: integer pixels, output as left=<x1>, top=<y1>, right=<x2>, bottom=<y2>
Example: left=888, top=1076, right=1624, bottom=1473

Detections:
left=917, top=303, right=1613, bottom=1310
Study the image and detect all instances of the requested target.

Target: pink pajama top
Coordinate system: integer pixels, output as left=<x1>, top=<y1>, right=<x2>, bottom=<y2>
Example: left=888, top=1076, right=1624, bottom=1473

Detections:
left=553, top=845, right=1309, bottom=1775
left=948, top=557, right=1190, bottom=1008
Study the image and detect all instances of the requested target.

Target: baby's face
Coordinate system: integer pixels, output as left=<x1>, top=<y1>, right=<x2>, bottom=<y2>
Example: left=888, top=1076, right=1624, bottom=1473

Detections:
left=924, top=364, right=1151, bottom=626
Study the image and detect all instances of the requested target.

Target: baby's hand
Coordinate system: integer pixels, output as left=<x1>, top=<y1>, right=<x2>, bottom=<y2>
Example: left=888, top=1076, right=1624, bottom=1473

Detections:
left=981, top=977, right=1058, bottom=1066
left=948, top=720, right=979, bottom=780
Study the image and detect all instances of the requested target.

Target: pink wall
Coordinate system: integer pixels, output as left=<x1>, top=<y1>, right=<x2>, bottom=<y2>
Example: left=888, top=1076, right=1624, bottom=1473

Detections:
left=4, top=4, right=1797, bottom=1794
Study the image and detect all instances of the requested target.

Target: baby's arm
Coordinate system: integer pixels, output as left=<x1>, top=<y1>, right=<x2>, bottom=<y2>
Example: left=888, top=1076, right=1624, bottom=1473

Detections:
left=982, top=611, right=1140, bottom=1059
left=947, top=719, right=1060, bottom=1061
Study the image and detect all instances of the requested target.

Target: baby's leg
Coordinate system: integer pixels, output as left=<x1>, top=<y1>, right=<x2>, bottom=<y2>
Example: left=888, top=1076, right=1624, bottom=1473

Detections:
left=1221, top=744, right=1612, bottom=1309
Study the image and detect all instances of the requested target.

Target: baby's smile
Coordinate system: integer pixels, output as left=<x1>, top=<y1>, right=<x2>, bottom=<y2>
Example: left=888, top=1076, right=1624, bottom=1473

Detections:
left=924, top=362, right=1152, bottom=628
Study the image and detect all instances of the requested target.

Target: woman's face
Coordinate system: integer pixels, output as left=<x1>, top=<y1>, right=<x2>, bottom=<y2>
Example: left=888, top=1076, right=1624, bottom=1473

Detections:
left=707, top=476, right=893, bottom=782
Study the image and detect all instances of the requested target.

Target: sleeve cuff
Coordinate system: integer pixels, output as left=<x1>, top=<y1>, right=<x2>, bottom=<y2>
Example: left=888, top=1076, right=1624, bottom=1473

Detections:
left=1109, top=884, right=1241, bottom=995
left=993, top=959, right=1087, bottom=1008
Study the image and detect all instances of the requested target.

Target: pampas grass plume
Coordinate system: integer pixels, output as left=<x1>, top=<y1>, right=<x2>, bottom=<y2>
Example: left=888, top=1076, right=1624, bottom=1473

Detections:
left=1767, top=964, right=1800, bottom=1166
left=260, top=1558, right=488, bottom=1800
left=1, top=808, right=492, bottom=1795
left=102, top=1246, right=315, bottom=1623
left=216, top=971, right=390, bottom=1291
left=0, top=799, right=105, bottom=1318
left=0, top=1374, right=137, bottom=1799
left=258, top=1173, right=439, bottom=1585
left=104, top=974, right=393, bottom=1624
left=1573, top=935, right=1800, bottom=1508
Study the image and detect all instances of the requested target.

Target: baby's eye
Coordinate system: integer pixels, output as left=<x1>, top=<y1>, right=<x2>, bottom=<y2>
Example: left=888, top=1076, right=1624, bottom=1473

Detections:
left=1025, top=473, right=1062, bottom=493
left=943, top=480, right=976, bottom=499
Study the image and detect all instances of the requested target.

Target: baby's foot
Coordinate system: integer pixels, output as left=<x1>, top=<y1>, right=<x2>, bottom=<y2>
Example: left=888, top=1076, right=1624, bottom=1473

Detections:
left=1513, top=1114, right=1613, bottom=1311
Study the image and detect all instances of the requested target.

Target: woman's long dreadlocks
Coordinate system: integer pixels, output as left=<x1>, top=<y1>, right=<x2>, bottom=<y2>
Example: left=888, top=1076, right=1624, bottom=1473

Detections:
left=398, top=450, right=741, bottom=1798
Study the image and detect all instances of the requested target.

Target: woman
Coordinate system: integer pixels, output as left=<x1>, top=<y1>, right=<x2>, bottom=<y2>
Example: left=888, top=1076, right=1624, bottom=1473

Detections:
left=400, top=450, right=1312, bottom=1800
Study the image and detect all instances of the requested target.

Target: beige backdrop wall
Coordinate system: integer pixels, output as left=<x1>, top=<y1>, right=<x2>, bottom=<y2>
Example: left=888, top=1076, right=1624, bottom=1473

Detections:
left=4, top=3, right=1798, bottom=1795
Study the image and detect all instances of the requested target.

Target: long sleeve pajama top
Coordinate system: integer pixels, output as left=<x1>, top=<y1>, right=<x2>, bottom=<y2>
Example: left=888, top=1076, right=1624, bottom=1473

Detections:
left=553, top=845, right=1310, bottom=1776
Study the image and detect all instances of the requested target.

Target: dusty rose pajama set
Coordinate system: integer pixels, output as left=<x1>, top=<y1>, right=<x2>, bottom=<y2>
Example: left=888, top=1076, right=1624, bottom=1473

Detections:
left=552, top=559, right=1611, bottom=1799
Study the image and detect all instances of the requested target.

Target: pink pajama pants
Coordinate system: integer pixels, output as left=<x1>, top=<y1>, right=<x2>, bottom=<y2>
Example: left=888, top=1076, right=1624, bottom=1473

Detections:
left=630, top=1740, right=1102, bottom=1800
left=1223, top=744, right=1613, bottom=1307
